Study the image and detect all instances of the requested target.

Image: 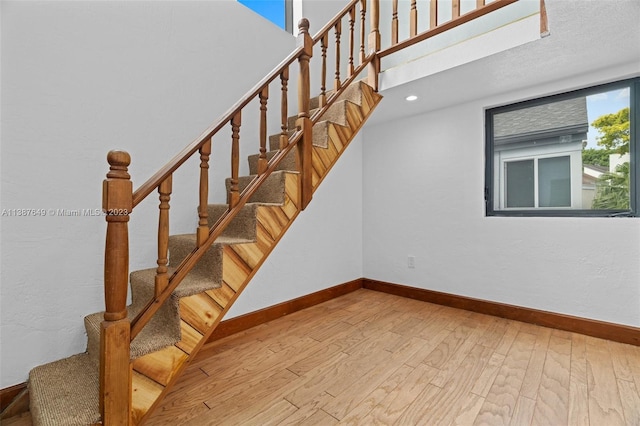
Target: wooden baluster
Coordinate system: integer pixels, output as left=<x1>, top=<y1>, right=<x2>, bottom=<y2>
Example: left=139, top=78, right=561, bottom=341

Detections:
left=258, top=87, right=269, bottom=175
left=334, top=20, right=342, bottom=91
left=197, top=140, right=211, bottom=247
left=368, top=0, right=380, bottom=91
left=430, top=0, right=438, bottom=29
left=280, top=68, right=289, bottom=150
left=540, top=0, right=549, bottom=37
left=155, top=175, right=172, bottom=296
left=452, top=0, right=460, bottom=19
left=101, top=150, right=133, bottom=425
left=392, top=0, right=399, bottom=45
left=348, top=7, right=355, bottom=77
left=229, top=111, right=241, bottom=208
left=477, top=0, right=486, bottom=7
left=359, top=0, right=366, bottom=63
left=368, top=0, right=380, bottom=53
left=410, top=0, right=418, bottom=37
left=320, top=34, right=328, bottom=108
left=296, top=18, right=313, bottom=210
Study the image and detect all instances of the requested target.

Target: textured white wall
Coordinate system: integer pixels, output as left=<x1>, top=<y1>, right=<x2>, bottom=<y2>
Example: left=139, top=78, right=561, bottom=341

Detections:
left=227, top=134, right=364, bottom=317
left=363, top=51, right=640, bottom=329
left=363, top=93, right=640, bottom=327
left=0, top=0, right=298, bottom=388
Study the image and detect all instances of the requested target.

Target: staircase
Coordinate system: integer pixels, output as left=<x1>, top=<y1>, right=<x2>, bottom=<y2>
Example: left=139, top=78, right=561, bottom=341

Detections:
left=9, top=0, right=521, bottom=424
left=28, top=80, right=381, bottom=425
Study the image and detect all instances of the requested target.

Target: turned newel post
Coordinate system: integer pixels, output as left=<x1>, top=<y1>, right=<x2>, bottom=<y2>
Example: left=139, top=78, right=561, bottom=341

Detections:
left=103, top=150, right=133, bottom=321
left=296, top=18, right=313, bottom=210
left=101, top=150, right=132, bottom=425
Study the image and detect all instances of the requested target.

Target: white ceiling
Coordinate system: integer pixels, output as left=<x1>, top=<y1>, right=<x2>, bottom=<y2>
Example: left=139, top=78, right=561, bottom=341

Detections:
left=368, top=0, right=640, bottom=125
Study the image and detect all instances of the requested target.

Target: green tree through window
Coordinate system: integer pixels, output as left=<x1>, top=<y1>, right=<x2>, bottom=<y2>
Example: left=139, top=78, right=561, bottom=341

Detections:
left=590, top=107, right=631, bottom=210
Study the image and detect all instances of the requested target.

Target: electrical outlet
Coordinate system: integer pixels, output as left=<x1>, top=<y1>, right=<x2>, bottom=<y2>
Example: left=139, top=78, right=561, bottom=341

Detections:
left=408, top=255, right=415, bottom=269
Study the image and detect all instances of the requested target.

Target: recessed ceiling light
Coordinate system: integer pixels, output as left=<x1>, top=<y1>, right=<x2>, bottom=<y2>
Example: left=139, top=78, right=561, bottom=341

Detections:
left=405, top=95, right=418, bottom=101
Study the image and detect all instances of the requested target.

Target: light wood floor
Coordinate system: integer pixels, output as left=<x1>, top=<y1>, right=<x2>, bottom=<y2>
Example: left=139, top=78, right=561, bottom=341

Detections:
left=144, top=289, right=640, bottom=426
left=3, top=289, right=639, bottom=426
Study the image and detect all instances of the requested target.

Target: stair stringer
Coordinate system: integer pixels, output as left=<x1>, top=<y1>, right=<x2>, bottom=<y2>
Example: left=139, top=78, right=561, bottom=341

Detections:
left=128, top=81, right=382, bottom=425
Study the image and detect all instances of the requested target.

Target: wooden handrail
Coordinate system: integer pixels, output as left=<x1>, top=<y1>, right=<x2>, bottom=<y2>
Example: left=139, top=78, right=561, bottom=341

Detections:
left=131, top=46, right=305, bottom=208
left=128, top=6, right=372, bottom=341
left=378, top=0, right=519, bottom=59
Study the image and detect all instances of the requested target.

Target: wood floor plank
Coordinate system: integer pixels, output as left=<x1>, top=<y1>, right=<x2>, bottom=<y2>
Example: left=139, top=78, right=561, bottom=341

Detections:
left=451, top=392, right=485, bottom=426
left=470, top=352, right=505, bottom=398
left=423, top=324, right=475, bottom=370
left=278, top=392, right=335, bottom=425
left=624, top=344, right=640, bottom=393
left=188, top=369, right=299, bottom=425
left=282, top=351, right=350, bottom=407
left=359, top=363, right=439, bottom=425
left=322, top=336, right=429, bottom=419
left=297, top=332, right=395, bottom=405
left=531, top=334, right=572, bottom=425
left=608, top=340, right=636, bottom=383
left=511, top=396, right=537, bottom=426
left=569, top=333, right=590, bottom=426
left=405, top=327, right=451, bottom=368
left=473, top=331, right=536, bottom=425
left=585, top=336, right=627, bottom=425
left=430, top=323, right=488, bottom=388
left=494, top=320, right=523, bottom=356
left=416, top=344, right=494, bottom=425
left=231, top=398, right=299, bottom=426
left=147, top=290, right=638, bottom=426
left=520, top=326, right=552, bottom=399
left=617, top=378, right=640, bottom=426
left=337, top=364, right=415, bottom=425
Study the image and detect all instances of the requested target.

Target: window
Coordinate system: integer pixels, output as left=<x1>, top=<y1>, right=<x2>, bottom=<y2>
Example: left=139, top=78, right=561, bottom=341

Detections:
left=238, top=0, right=294, bottom=33
left=485, top=78, right=639, bottom=217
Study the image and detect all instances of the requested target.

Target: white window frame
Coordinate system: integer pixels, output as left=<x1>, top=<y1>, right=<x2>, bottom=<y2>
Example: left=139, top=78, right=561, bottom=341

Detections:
left=496, top=150, right=582, bottom=210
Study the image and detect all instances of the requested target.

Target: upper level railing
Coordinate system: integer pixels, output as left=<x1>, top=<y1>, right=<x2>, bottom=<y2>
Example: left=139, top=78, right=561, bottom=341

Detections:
left=100, top=0, right=527, bottom=423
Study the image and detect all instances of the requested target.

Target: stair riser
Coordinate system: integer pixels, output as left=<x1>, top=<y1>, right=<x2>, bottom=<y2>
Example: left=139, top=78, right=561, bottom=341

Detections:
left=206, top=204, right=259, bottom=242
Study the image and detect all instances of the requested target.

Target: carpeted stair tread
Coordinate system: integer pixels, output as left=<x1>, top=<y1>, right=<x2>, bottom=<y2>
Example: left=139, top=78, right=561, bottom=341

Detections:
left=226, top=170, right=288, bottom=205
left=205, top=203, right=260, bottom=242
left=84, top=280, right=181, bottom=362
left=269, top=100, right=352, bottom=151
left=284, top=99, right=349, bottom=130
left=167, top=235, right=223, bottom=290
left=29, top=353, right=99, bottom=426
left=248, top=149, right=297, bottom=175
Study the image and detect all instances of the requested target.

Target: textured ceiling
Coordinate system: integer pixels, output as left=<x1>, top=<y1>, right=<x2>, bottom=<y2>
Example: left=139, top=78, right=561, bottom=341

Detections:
left=368, top=0, right=640, bottom=125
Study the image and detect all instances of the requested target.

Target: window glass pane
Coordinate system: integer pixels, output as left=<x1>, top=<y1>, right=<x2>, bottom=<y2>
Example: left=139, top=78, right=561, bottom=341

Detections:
left=539, top=156, right=571, bottom=207
left=584, top=89, right=631, bottom=210
left=506, top=160, right=534, bottom=207
left=487, top=78, right=636, bottom=216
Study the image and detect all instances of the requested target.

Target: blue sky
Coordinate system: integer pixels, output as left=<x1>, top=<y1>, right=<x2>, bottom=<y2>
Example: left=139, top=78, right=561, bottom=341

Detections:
left=586, top=87, right=630, bottom=149
left=238, top=0, right=286, bottom=30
